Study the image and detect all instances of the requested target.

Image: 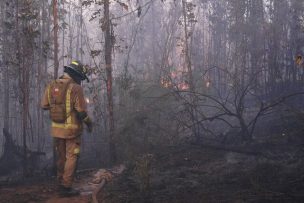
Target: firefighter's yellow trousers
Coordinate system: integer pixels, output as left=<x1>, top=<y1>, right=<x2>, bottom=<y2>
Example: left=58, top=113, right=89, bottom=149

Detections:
left=54, top=136, right=81, bottom=188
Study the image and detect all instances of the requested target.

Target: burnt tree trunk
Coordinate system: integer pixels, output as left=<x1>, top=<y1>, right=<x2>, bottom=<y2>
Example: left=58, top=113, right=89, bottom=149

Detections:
left=104, top=0, right=117, bottom=165
left=0, top=129, right=46, bottom=176
left=0, top=129, right=20, bottom=175
left=52, top=0, right=59, bottom=175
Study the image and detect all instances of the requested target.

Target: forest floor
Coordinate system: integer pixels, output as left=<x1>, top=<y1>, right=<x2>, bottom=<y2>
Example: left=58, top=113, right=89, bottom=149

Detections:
left=100, top=142, right=304, bottom=203
left=1, top=140, right=304, bottom=203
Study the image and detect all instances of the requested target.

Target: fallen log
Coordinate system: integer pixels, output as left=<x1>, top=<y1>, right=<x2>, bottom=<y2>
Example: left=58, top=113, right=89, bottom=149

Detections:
left=76, top=164, right=126, bottom=203
left=92, top=179, right=106, bottom=203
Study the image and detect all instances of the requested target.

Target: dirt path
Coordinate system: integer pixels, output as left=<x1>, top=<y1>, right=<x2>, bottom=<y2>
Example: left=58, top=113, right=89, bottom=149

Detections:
left=0, top=179, right=91, bottom=203
left=0, top=166, right=123, bottom=203
left=46, top=196, right=89, bottom=203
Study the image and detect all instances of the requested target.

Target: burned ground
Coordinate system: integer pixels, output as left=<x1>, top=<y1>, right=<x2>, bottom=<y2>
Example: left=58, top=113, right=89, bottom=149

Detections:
left=100, top=143, right=304, bottom=203
left=1, top=138, right=304, bottom=203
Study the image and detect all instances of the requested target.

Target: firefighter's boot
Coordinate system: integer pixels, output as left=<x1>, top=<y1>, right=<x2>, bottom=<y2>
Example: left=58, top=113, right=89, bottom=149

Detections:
left=58, top=185, right=80, bottom=197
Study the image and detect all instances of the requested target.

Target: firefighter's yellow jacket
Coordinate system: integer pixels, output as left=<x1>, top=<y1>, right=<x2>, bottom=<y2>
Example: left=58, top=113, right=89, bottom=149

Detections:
left=41, top=75, right=87, bottom=139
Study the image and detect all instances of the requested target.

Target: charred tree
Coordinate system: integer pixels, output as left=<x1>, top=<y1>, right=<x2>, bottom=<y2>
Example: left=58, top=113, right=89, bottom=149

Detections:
left=104, top=0, right=117, bottom=165
left=1, top=0, right=12, bottom=135
left=0, top=129, right=21, bottom=175
left=0, top=129, right=45, bottom=176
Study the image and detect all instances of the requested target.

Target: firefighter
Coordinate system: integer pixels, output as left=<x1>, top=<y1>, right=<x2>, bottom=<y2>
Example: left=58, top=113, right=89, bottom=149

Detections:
left=41, top=60, right=93, bottom=196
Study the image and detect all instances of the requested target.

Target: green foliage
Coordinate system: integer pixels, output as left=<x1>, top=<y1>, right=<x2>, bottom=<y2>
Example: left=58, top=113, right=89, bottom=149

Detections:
left=115, top=79, right=182, bottom=162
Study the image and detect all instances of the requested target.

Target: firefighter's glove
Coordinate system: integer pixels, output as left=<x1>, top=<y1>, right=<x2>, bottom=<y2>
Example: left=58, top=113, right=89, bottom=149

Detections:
left=77, top=111, right=93, bottom=133
left=84, top=116, right=93, bottom=133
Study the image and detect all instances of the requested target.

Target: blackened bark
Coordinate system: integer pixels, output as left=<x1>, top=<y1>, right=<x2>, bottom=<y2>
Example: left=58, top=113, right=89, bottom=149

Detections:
left=104, top=0, right=117, bottom=165
left=2, top=0, right=10, bottom=133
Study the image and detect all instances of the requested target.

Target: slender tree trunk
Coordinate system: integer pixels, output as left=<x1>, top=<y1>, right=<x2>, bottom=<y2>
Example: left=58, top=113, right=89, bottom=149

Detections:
left=16, top=0, right=29, bottom=176
left=62, top=0, right=65, bottom=66
left=37, top=0, right=48, bottom=151
left=80, top=0, right=83, bottom=62
left=46, top=0, right=50, bottom=74
left=37, top=0, right=43, bottom=149
left=21, top=58, right=30, bottom=176
left=76, top=0, right=82, bottom=60
left=76, top=16, right=80, bottom=59
left=104, top=0, right=116, bottom=165
left=2, top=0, right=10, bottom=133
left=53, top=0, right=59, bottom=79
left=182, top=0, right=193, bottom=91
left=68, top=1, right=73, bottom=60
left=52, top=0, right=59, bottom=175
left=182, top=0, right=199, bottom=140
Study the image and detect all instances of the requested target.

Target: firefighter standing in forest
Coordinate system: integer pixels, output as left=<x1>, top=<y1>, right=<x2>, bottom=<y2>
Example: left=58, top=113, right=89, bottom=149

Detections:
left=41, top=60, right=93, bottom=196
